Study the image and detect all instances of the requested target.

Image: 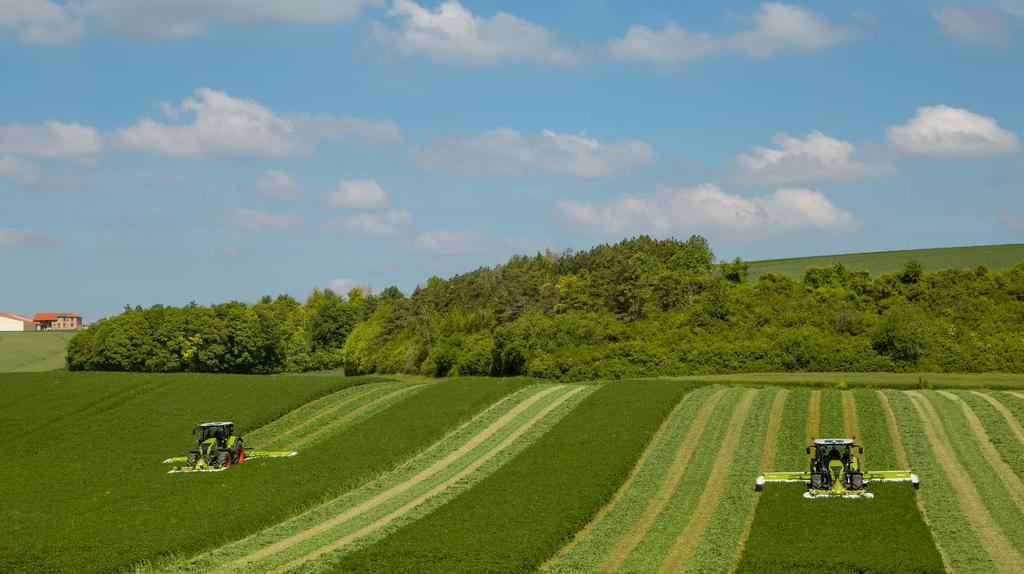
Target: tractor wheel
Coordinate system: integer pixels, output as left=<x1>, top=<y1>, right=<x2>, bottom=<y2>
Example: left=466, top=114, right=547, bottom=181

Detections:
left=217, top=449, right=230, bottom=468
left=233, top=438, right=244, bottom=464
left=186, top=451, right=199, bottom=467
left=850, top=473, right=864, bottom=490
left=810, top=473, right=824, bottom=490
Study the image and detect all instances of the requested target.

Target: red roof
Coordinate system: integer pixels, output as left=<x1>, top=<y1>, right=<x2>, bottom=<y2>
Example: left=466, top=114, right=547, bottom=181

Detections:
left=0, top=312, right=35, bottom=324
left=33, top=312, right=81, bottom=321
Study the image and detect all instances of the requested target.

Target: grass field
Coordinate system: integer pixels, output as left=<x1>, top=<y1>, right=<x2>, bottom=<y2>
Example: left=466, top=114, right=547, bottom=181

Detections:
left=664, top=371, right=1024, bottom=390
left=747, top=243, right=1024, bottom=279
left=4, top=372, right=1024, bottom=573
left=0, top=331, right=74, bottom=372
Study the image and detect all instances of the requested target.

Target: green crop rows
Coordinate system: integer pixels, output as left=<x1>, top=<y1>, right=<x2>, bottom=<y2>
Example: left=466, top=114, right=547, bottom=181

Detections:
left=852, top=389, right=898, bottom=469
left=0, top=373, right=528, bottom=574
left=324, top=379, right=691, bottom=574
left=10, top=373, right=1024, bottom=573
left=161, top=384, right=591, bottom=573
left=883, top=390, right=995, bottom=573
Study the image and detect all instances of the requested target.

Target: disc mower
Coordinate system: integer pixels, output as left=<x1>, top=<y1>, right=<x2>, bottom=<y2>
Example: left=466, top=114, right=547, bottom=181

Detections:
left=755, top=438, right=919, bottom=499
left=162, top=421, right=297, bottom=474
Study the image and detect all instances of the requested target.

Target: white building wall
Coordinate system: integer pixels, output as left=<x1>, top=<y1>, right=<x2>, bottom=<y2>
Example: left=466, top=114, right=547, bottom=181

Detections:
left=0, top=316, right=34, bottom=331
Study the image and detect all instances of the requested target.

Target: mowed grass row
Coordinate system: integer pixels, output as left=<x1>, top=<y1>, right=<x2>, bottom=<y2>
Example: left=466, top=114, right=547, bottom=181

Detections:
left=952, top=391, right=1024, bottom=480
left=323, top=379, right=692, bottom=574
left=674, top=388, right=776, bottom=574
left=614, top=388, right=747, bottom=573
left=851, top=389, right=898, bottom=469
left=542, top=385, right=725, bottom=574
left=164, top=384, right=591, bottom=574
left=0, top=373, right=530, bottom=574
left=248, top=381, right=428, bottom=450
left=771, top=387, right=811, bottom=470
left=885, top=390, right=1001, bottom=573
left=737, top=389, right=944, bottom=574
left=545, top=387, right=777, bottom=574
left=923, top=392, right=1024, bottom=559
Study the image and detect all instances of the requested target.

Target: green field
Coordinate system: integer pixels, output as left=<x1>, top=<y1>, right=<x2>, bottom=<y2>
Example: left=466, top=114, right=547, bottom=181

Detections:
left=3, top=372, right=1024, bottom=573
left=0, top=331, right=75, bottom=372
left=748, top=243, right=1024, bottom=279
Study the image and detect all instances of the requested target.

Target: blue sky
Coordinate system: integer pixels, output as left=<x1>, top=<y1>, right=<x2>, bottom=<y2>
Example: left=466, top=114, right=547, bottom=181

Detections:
left=1, top=0, right=1022, bottom=321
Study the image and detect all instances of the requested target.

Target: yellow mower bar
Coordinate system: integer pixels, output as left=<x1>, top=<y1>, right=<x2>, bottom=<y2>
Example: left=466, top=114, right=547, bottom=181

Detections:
left=755, top=469, right=920, bottom=491
left=163, top=450, right=298, bottom=474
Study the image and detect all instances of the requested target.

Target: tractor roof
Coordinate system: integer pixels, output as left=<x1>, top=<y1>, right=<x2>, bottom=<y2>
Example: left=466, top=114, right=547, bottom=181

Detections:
left=814, top=438, right=854, bottom=445
left=199, top=421, right=234, bottom=427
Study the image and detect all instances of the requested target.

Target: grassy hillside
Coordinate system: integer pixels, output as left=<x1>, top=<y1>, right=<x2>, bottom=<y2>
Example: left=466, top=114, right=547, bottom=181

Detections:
left=0, top=331, right=74, bottom=372
left=748, top=243, right=1024, bottom=279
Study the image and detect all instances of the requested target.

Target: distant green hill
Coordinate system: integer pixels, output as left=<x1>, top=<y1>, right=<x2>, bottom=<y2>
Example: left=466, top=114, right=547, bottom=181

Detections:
left=0, top=331, right=74, bottom=372
left=747, top=243, right=1024, bottom=280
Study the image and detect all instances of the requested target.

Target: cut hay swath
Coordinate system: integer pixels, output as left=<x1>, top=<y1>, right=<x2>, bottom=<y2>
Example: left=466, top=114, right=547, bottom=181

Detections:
left=672, top=388, right=776, bottom=574
left=545, top=387, right=772, bottom=574
left=611, top=388, right=743, bottom=573
left=159, top=383, right=590, bottom=574
left=541, top=385, right=725, bottom=574
left=893, top=390, right=1016, bottom=573
left=247, top=381, right=427, bottom=450
left=325, top=379, right=692, bottom=574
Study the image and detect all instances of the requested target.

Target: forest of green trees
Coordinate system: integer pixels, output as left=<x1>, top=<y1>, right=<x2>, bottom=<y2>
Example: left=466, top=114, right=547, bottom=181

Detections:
left=67, top=236, right=1024, bottom=380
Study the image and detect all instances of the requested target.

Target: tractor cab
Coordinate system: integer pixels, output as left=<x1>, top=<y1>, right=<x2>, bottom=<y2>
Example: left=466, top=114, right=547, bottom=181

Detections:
left=807, top=438, right=863, bottom=494
left=194, top=422, right=235, bottom=447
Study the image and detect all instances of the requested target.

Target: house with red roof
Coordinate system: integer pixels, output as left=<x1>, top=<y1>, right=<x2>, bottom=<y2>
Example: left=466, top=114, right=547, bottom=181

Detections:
left=33, top=312, right=83, bottom=331
left=0, top=312, right=37, bottom=332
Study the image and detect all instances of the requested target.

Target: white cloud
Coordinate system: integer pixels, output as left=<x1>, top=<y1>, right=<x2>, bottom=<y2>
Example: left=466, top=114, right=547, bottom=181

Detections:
left=89, top=0, right=381, bottom=39
left=411, top=128, right=655, bottom=178
left=215, top=207, right=304, bottom=233
left=241, top=170, right=305, bottom=201
left=609, top=24, right=718, bottom=65
left=0, top=155, right=80, bottom=190
left=933, top=6, right=1016, bottom=46
left=609, top=2, right=855, bottom=65
left=323, top=178, right=389, bottom=209
left=556, top=184, right=859, bottom=237
left=322, top=209, right=413, bottom=238
left=0, top=227, right=62, bottom=250
left=373, top=0, right=576, bottom=65
left=115, top=88, right=401, bottom=158
left=0, top=121, right=103, bottom=157
left=0, top=0, right=84, bottom=44
left=0, top=156, right=42, bottom=188
left=220, top=245, right=241, bottom=258
left=728, top=2, right=857, bottom=58
left=406, top=228, right=490, bottom=254
left=886, top=105, right=1020, bottom=159
left=733, top=131, right=894, bottom=185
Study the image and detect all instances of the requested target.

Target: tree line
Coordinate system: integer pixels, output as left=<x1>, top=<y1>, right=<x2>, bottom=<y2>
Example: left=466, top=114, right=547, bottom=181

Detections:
left=68, top=236, right=1024, bottom=379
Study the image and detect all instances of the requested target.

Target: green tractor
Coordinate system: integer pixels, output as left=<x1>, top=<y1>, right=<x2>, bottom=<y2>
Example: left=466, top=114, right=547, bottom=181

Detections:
left=756, top=438, right=920, bottom=499
left=163, top=421, right=297, bottom=474
left=187, top=422, right=245, bottom=470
